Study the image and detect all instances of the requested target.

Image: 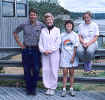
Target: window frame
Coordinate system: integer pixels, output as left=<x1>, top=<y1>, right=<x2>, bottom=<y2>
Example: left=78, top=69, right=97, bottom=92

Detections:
left=2, top=0, right=27, bottom=17
left=16, top=3, right=27, bottom=17
left=2, top=1, right=15, bottom=17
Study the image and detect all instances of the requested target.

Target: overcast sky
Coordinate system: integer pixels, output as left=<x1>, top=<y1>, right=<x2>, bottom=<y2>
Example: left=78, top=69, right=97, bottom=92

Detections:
left=59, top=0, right=105, bottom=13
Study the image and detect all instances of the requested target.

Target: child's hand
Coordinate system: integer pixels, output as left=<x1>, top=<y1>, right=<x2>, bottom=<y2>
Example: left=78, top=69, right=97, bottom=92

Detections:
left=70, top=57, right=74, bottom=64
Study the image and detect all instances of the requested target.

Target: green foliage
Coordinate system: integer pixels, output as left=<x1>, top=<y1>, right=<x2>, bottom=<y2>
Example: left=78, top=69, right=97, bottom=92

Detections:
left=74, top=84, right=82, bottom=91
left=96, top=72, right=105, bottom=77
left=102, top=43, right=105, bottom=48
left=57, top=82, right=82, bottom=91
left=0, top=67, right=5, bottom=73
left=0, top=80, right=25, bottom=87
left=29, top=1, right=70, bottom=28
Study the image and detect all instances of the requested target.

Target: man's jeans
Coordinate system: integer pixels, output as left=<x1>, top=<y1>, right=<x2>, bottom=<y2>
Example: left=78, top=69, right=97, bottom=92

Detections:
left=22, top=47, right=41, bottom=92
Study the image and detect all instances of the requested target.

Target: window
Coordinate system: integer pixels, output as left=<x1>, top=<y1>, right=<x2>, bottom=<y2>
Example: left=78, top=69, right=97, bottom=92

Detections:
left=16, top=3, right=27, bottom=17
left=2, top=0, right=27, bottom=17
left=17, top=0, right=26, bottom=3
left=2, top=1, right=15, bottom=17
left=3, top=0, right=14, bottom=2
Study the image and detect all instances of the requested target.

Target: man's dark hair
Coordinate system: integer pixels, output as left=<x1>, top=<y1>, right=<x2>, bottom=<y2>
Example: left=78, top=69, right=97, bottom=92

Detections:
left=65, top=20, right=74, bottom=30
left=29, top=8, right=38, bottom=15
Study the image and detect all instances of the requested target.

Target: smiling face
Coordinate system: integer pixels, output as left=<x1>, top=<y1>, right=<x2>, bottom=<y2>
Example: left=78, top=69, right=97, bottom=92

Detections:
left=66, top=23, right=73, bottom=33
left=29, top=11, right=37, bottom=23
left=83, top=13, right=91, bottom=24
left=45, top=16, right=54, bottom=26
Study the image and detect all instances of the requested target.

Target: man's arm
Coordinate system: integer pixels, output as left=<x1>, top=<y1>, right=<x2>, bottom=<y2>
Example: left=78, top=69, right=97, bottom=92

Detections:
left=13, top=24, right=25, bottom=49
left=13, top=32, right=25, bottom=49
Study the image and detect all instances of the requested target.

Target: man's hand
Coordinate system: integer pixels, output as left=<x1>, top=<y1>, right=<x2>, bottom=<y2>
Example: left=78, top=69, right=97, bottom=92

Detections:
left=13, top=32, right=25, bottom=49
left=18, top=42, right=25, bottom=49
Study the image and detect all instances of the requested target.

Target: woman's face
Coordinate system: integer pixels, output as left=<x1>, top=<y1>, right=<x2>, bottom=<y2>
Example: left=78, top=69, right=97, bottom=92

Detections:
left=83, top=14, right=91, bottom=24
left=45, top=17, right=54, bottom=26
left=66, top=23, right=73, bottom=33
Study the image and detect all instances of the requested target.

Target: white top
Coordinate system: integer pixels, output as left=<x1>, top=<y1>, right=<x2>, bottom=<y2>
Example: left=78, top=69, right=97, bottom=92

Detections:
left=39, top=27, right=61, bottom=53
left=78, top=21, right=99, bottom=43
left=61, top=31, right=79, bottom=55
left=60, top=31, right=79, bottom=68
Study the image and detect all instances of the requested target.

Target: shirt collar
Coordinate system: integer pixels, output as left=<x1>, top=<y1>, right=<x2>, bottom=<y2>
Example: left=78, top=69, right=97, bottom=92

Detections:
left=27, top=20, right=39, bottom=26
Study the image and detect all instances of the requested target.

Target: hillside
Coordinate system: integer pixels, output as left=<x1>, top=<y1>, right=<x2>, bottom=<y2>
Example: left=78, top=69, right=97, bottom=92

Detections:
left=29, top=1, right=71, bottom=29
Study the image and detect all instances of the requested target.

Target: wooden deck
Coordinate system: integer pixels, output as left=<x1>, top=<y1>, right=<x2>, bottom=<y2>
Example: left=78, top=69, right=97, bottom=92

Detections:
left=0, top=87, right=105, bottom=100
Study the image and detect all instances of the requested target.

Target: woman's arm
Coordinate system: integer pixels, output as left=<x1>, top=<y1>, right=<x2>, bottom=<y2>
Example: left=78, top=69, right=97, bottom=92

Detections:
left=38, top=31, right=51, bottom=55
left=86, top=35, right=99, bottom=47
left=51, top=29, right=61, bottom=52
left=38, top=32, right=45, bottom=53
left=79, top=34, right=87, bottom=47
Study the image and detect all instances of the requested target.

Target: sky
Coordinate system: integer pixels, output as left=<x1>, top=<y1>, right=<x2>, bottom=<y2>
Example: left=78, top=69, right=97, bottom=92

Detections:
left=59, top=0, right=105, bottom=13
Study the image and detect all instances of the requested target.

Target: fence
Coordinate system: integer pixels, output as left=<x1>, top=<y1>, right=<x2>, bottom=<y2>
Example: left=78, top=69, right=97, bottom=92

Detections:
left=0, top=47, right=105, bottom=83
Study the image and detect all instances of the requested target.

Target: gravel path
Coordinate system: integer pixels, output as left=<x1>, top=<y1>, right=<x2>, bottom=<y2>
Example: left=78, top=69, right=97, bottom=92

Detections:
left=0, top=87, right=104, bottom=100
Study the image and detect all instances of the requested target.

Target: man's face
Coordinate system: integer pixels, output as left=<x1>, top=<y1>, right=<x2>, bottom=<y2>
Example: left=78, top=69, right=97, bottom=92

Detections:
left=29, top=12, right=37, bottom=22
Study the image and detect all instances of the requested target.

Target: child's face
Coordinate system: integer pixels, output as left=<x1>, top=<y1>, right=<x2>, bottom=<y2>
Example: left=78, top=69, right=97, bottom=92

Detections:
left=66, top=23, right=73, bottom=32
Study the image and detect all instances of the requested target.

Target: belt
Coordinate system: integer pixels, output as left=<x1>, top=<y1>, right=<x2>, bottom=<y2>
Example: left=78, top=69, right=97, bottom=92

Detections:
left=25, top=45, right=38, bottom=48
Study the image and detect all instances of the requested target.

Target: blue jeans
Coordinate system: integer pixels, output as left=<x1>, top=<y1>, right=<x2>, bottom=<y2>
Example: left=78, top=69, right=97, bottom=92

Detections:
left=22, top=47, right=41, bottom=92
left=77, top=43, right=97, bottom=62
left=77, top=43, right=97, bottom=71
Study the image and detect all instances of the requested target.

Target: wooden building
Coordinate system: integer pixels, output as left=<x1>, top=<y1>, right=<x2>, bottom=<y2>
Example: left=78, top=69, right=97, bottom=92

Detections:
left=0, top=0, right=28, bottom=48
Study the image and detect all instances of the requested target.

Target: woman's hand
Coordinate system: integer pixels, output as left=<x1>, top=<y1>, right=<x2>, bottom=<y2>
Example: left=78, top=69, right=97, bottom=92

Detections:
left=44, top=51, right=52, bottom=55
left=83, top=42, right=91, bottom=48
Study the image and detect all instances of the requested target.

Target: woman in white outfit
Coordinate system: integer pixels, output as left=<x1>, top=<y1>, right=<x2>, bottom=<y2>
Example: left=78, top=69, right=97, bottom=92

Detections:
left=39, top=13, right=61, bottom=95
left=77, top=11, right=99, bottom=73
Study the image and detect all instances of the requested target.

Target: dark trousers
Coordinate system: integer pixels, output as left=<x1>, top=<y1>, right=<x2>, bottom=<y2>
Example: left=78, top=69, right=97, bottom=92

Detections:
left=22, top=47, right=41, bottom=92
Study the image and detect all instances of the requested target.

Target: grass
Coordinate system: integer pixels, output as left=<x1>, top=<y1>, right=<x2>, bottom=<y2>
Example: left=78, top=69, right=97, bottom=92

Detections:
left=96, top=72, right=105, bottom=77
left=0, top=55, right=105, bottom=92
left=75, top=70, right=105, bottom=77
left=0, top=80, right=105, bottom=92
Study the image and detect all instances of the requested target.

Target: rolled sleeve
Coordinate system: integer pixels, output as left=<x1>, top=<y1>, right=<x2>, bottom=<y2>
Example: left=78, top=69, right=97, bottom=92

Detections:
left=14, top=24, right=24, bottom=34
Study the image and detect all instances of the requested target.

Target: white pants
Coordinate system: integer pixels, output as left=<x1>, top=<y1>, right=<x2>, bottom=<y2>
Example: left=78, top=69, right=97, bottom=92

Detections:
left=42, top=50, right=60, bottom=89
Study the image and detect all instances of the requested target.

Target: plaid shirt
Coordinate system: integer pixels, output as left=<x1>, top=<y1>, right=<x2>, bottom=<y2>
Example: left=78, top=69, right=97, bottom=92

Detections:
left=14, top=20, right=45, bottom=46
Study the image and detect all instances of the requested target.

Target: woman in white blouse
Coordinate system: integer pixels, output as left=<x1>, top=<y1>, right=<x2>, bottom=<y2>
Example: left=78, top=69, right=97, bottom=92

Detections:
left=39, top=13, right=61, bottom=95
left=77, top=11, right=99, bottom=73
